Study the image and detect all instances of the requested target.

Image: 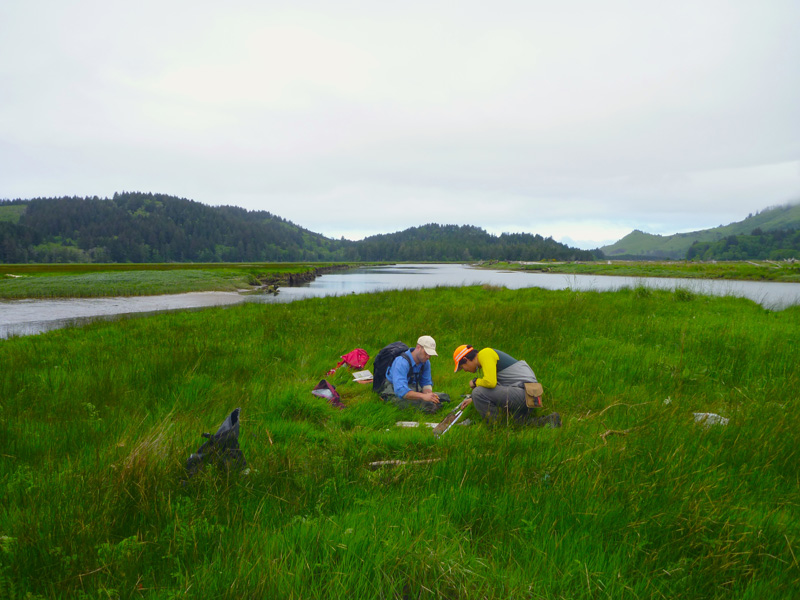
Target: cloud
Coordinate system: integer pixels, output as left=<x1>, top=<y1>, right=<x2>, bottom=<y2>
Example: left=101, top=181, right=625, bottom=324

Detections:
left=1, top=0, right=799, bottom=249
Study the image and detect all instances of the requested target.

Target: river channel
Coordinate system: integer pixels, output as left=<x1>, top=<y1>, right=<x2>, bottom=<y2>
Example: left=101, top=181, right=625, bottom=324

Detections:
left=2, top=263, right=799, bottom=339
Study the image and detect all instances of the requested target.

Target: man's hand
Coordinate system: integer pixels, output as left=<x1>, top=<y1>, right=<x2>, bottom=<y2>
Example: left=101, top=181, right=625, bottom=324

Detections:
left=404, top=390, right=441, bottom=404
left=420, top=391, right=440, bottom=404
left=459, top=396, right=473, bottom=410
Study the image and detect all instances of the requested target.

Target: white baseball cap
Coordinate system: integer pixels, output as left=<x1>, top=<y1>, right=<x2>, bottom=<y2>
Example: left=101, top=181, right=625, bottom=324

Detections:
left=417, top=335, right=438, bottom=356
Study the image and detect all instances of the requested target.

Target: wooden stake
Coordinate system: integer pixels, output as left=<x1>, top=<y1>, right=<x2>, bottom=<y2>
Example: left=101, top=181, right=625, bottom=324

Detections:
left=367, top=458, right=442, bottom=470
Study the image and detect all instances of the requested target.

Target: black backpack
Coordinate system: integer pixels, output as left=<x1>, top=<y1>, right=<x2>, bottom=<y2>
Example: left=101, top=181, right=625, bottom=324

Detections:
left=372, top=341, right=420, bottom=392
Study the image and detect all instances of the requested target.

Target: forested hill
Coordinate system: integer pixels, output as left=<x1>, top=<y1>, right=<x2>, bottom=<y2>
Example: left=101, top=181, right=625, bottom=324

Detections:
left=0, top=193, right=350, bottom=262
left=0, top=193, right=593, bottom=263
left=355, top=224, right=595, bottom=261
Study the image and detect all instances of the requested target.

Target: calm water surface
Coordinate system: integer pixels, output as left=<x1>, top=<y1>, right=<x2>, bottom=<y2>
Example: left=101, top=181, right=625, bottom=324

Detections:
left=2, top=264, right=799, bottom=338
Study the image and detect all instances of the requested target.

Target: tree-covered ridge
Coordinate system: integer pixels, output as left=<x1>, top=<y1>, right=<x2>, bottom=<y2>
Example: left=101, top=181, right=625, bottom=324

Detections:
left=687, top=228, right=800, bottom=261
left=0, top=192, right=353, bottom=263
left=0, top=193, right=590, bottom=263
left=356, top=223, right=595, bottom=261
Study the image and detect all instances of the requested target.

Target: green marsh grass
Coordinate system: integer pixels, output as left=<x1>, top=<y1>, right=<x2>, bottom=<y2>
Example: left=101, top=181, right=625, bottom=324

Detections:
left=491, top=260, right=800, bottom=283
left=0, top=263, right=344, bottom=299
left=0, top=286, right=798, bottom=598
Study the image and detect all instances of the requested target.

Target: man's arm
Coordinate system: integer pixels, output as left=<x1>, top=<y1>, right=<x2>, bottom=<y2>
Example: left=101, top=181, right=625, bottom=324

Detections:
left=474, top=348, right=500, bottom=388
left=420, top=360, right=434, bottom=392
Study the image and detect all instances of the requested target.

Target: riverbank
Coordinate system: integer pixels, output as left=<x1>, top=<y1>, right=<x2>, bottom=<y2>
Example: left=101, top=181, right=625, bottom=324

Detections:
left=1, top=286, right=797, bottom=597
left=0, top=262, right=362, bottom=299
left=5, top=260, right=800, bottom=300
left=480, top=259, right=800, bottom=282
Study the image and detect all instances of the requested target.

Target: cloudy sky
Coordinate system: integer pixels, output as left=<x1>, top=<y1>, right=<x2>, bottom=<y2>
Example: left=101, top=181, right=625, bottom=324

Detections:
left=1, top=0, right=798, bottom=248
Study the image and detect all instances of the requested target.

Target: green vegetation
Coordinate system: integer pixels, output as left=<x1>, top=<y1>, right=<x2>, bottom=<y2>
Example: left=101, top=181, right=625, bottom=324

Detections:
left=0, top=263, right=344, bottom=299
left=1, top=286, right=798, bottom=598
left=4, top=194, right=800, bottom=264
left=0, top=193, right=591, bottom=264
left=489, top=259, right=800, bottom=283
left=0, top=268, right=252, bottom=298
left=688, top=229, right=800, bottom=261
left=600, top=203, right=800, bottom=259
left=0, top=193, right=349, bottom=263
left=356, top=224, right=595, bottom=262
left=0, top=204, right=25, bottom=224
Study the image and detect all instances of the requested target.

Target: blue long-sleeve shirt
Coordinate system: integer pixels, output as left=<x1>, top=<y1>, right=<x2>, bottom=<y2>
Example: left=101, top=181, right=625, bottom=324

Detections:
left=387, top=349, right=433, bottom=398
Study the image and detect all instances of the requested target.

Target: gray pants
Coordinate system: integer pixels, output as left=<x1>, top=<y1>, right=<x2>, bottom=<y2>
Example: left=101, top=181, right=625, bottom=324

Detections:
left=472, top=383, right=532, bottom=424
left=378, top=379, right=450, bottom=414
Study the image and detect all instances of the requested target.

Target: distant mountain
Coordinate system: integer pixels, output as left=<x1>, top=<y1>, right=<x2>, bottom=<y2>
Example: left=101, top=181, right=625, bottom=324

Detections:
left=600, top=202, right=800, bottom=259
left=0, top=192, right=591, bottom=263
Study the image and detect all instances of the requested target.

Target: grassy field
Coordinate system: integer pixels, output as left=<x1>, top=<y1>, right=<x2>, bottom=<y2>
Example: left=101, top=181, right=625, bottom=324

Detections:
left=487, top=260, right=800, bottom=283
left=1, top=285, right=798, bottom=598
left=0, top=263, right=349, bottom=299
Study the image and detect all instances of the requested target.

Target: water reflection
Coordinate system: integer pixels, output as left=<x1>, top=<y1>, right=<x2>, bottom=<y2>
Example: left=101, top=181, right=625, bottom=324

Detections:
left=248, top=263, right=800, bottom=312
left=258, top=264, right=495, bottom=301
left=2, top=264, right=799, bottom=338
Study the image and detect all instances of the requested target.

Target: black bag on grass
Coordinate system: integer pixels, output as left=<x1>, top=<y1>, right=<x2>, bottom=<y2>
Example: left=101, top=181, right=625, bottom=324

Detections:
left=185, top=408, right=247, bottom=478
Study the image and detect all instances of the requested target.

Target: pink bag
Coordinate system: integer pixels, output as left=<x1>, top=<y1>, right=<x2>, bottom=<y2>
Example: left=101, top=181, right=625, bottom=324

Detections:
left=327, top=348, right=369, bottom=375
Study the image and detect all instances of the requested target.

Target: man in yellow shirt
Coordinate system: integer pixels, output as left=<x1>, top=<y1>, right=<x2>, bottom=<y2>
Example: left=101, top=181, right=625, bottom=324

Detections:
left=453, top=345, right=560, bottom=427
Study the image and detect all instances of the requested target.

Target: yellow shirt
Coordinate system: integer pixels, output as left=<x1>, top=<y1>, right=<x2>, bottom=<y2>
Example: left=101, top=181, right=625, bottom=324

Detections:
left=475, top=348, right=521, bottom=388
left=475, top=348, right=501, bottom=388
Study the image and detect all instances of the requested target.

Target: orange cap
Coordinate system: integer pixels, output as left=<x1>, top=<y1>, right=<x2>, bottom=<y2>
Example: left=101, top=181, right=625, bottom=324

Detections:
left=453, top=344, right=473, bottom=372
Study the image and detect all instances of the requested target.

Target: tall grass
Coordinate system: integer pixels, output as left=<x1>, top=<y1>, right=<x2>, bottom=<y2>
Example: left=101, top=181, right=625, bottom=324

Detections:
left=0, top=286, right=798, bottom=598
left=493, top=260, right=800, bottom=283
left=0, top=263, right=342, bottom=299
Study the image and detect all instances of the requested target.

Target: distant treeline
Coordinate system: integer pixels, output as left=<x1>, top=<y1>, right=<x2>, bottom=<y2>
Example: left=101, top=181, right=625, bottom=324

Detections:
left=0, top=193, right=596, bottom=263
left=0, top=193, right=346, bottom=263
left=355, top=223, right=596, bottom=262
left=687, top=228, right=800, bottom=261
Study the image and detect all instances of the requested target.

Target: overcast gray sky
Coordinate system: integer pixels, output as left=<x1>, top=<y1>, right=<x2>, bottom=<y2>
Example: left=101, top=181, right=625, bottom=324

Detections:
left=1, top=0, right=798, bottom=248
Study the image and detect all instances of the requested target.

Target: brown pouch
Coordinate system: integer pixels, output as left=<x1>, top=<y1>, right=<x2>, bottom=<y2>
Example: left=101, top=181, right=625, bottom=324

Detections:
left=524, top=382, right=544, bottom=408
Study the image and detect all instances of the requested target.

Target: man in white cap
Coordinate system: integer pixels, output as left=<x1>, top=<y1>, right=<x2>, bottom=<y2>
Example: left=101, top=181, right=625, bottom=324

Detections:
left=379, top=335, right=451, bottom=414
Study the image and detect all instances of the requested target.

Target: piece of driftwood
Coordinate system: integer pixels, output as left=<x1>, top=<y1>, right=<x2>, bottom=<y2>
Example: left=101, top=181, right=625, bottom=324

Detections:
left=599, top=428, right=632, bottom=443
left=599, top=424, right=646, bottom=444
left=367, top=458, right=442, bottom=470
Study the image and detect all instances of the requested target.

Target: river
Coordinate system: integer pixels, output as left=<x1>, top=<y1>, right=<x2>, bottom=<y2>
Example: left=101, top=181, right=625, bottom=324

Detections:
left=2, top=263, right=799, bottom=338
